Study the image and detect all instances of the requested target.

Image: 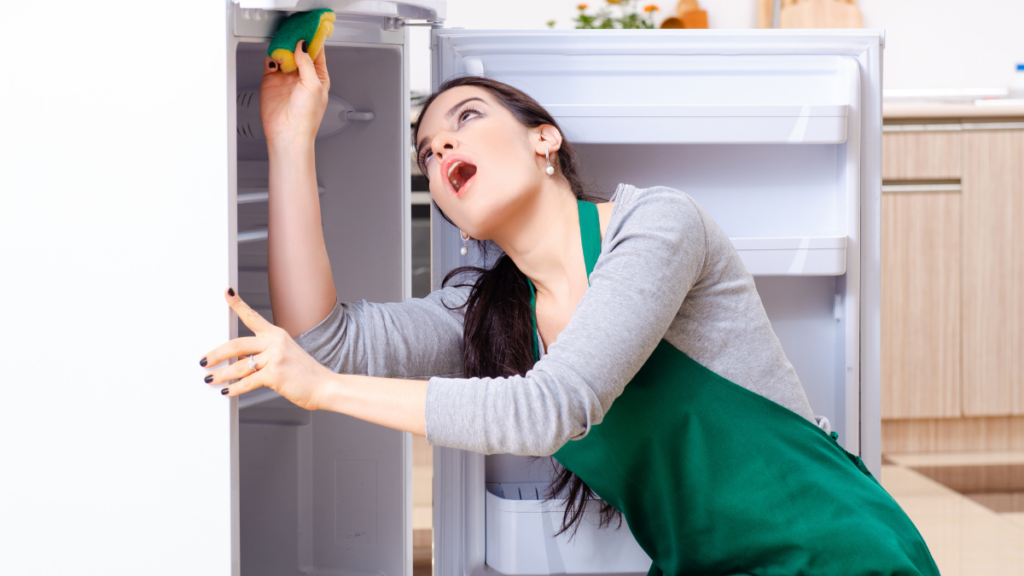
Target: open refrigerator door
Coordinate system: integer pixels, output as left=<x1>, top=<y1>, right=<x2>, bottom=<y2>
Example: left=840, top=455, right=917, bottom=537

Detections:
left=429, top=29, right=882, bottom=576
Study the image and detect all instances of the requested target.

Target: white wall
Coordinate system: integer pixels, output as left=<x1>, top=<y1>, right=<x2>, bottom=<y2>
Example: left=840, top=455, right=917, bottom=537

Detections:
left=410, top=0, right=1024, bottom=94
left=859, top=0, right=1024, bottom=90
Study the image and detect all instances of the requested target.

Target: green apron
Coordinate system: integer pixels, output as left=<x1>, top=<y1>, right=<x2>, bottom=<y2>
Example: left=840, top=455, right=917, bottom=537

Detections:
left=526, top=200, right=939, bottom=576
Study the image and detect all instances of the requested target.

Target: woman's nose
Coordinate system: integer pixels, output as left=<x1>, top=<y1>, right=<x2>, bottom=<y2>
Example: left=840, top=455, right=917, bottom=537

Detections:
left=432, top=132, right=458, bottom=160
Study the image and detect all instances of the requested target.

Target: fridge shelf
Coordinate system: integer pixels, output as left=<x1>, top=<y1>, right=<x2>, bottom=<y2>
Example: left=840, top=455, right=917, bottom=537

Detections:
left=731, top=235, right=847, bottom=276
left=238, top=229, right=268, bottom=244
left=238, top=185, right=325, bottom=204
left=550, top=104, right=849, bottom=144
left=485, top=484, right=651, bottom=575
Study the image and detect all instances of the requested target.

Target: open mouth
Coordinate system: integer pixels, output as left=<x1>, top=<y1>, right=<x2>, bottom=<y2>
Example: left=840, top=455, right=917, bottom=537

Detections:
left=446, top=159, right=478, bottom=195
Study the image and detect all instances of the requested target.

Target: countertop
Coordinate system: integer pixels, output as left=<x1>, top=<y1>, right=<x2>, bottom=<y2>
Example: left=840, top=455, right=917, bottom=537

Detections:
left=884, top=100, right=1024, bottom=120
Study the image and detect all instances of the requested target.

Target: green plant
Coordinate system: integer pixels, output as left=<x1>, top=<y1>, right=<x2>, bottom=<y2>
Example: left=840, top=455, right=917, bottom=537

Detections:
left=568, top=1, right=660, bottom=30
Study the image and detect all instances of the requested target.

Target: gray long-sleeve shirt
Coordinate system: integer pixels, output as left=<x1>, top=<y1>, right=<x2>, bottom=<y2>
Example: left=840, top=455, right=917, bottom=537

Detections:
left=296, top=184, right=818, bottom=456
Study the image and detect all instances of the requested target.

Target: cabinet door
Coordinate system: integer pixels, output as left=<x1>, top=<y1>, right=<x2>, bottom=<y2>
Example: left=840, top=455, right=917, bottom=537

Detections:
left=961, top=129, right=1024, bottom=416
left=881, top=188, right=962, bottom=418
left=882, top=130, right=961, bottom=181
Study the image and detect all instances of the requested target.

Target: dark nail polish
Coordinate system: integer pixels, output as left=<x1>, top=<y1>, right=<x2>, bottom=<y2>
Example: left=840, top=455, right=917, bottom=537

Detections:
left=227, top=287, right=235, bottom=297
left=200, top=357, right=208, bottom=367
left=221, top=388, right=230, bottom=395
left=301, top=40, right=308, bottom=53
left=205, top=375, right=214, bottom=384
left=268, top=61, right=276, bottom=69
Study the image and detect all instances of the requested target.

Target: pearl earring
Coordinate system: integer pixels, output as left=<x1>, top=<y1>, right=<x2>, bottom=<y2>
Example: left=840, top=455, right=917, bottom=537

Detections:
left=460, top=230, right=469, bottom=256
left=545, top=148, right=555, bottom=176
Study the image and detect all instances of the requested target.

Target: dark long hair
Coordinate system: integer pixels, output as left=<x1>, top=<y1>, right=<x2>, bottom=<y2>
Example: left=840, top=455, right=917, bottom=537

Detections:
left=413, top=76, right=622, bottom=537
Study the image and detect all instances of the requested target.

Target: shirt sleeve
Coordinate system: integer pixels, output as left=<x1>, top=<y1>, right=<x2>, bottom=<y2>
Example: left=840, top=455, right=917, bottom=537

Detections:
left=295, top=284, right=470, bottom=379
left=424, top=186, right=709, bottom=455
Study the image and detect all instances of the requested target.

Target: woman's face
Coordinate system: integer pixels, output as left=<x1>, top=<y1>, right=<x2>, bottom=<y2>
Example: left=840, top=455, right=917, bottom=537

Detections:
left=415, top=86, right=552, bottom=240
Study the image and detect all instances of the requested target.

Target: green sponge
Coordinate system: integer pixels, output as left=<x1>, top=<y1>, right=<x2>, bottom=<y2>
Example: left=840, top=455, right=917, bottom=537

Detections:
left=268, top=9, right=335, bottom=73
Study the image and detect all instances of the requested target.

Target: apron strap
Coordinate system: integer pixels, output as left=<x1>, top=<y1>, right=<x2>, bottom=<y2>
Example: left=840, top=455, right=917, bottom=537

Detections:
left=578, top=199, right=601, bottom=281
left=528, top=279, right=541, bottom=363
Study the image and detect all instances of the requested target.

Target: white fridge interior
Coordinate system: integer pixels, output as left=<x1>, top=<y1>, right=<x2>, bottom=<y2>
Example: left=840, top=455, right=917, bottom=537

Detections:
left=429, top=30, right=882, bottom=576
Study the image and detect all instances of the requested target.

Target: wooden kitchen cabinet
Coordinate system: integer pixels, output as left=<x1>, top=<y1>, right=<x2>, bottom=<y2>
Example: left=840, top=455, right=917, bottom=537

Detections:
left=881, top=120, right=1024, bottom=451
left=961, top=129, right=1024, bottom=416
left=881, top=188, right=962, bottom=418
left=882, top=130, right=962, bottom=181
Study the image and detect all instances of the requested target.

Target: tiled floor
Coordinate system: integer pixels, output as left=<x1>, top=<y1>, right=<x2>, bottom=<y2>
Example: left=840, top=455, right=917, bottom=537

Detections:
left=1006, top=513, right=1024, bottom=529
left=882, top=452, right=1024, bottom=575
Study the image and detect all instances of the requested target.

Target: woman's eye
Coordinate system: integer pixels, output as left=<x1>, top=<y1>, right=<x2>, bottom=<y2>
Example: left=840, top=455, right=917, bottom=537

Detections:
left=458, top=108, right=481, bottom=124
left=421, top=151, right=433, bottom=169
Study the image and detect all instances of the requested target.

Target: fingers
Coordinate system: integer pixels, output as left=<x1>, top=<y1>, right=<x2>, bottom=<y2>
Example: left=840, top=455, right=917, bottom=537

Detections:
left=263, top=56, right=279, bottom=76
left=201, top=336, right=265, bottom=369
left=225, top=288, right=275, bottom=335
left=205, top=352, right=264, bottom=386
left=313, top=47, right=330, bottom=90
left=221, top=369, right=269, bottom=397
left=295, top=40, right=319, bottom=88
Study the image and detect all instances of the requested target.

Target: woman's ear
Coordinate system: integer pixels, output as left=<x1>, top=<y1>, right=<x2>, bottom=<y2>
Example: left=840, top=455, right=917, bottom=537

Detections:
left=534, top=125, right=563, bottom=156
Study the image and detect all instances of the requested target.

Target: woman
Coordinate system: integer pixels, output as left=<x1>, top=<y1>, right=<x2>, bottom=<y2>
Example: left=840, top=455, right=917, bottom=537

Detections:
left=201, top=43, right=938, bottom=575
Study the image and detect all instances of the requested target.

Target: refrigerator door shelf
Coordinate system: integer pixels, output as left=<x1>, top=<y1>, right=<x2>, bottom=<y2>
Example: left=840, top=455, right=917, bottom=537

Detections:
left=437, top=36, right=860, bottom=145
left=549, top=105, right=848, bottom=144
left=485, top=488, right=651, bottom=576
left=732, top=236, right=848, bottom=276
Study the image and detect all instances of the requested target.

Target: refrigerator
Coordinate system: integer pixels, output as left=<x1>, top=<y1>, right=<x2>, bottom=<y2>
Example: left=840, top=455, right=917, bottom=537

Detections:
left=1, top=1, right=882, bottom=575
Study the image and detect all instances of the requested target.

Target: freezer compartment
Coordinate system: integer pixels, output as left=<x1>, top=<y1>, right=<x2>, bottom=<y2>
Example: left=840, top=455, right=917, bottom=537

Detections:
left=234, top=38, right=409, bottom=576
left=485, top=484, right=650, bottom=575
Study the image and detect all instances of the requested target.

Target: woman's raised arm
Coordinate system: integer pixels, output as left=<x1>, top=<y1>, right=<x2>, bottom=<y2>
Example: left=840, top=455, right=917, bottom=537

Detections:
left=261, top=42, right=337, bottom=337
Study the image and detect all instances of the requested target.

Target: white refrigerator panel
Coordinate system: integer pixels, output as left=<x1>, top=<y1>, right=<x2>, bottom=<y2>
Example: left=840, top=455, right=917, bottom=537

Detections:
left=429, top=29, right=882, bottom=576
left=1, top=3, right=237, bottom=575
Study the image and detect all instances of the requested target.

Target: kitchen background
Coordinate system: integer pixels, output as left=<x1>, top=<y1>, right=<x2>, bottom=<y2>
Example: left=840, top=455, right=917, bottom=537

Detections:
left=407, top=2, right=1024, bottom=575
left=408, top=0, right=1024, bottom=93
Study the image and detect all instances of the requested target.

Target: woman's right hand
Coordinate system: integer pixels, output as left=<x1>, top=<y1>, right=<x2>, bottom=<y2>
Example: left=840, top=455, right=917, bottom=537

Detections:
left=260, top=40, right=331, bottom=146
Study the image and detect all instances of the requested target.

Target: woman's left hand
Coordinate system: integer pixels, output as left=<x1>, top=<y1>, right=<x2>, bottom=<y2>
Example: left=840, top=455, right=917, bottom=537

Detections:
left=201, top=289, right=334, bottom=410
